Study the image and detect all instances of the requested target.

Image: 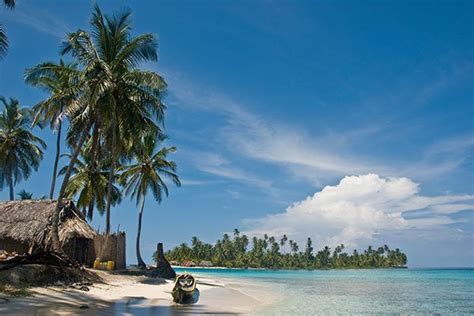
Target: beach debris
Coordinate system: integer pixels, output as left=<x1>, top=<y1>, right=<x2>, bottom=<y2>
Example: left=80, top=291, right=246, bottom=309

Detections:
left=93, top=258, right=115, bottom=271
left=172, top=273, right=199, bottom=304
left=0, top=250, right=22, bottom=262
left=69, top=282, right=92, bottom=291
left=0, top=251, right=80, bottom=271
left=79, top=304, right=89, bottom=309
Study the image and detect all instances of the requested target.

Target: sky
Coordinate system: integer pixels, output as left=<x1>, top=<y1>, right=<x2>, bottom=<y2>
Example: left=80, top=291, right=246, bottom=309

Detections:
left=0, top=0, right=473, bottom=267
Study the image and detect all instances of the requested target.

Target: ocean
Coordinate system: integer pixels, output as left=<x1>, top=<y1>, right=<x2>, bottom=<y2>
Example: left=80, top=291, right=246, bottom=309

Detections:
left=175, top=267, right=474, bottom=315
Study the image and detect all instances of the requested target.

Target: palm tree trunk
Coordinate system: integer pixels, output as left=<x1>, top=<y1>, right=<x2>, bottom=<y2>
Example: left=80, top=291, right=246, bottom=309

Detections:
left=51, top=127, right=90, bottom=253
left=8, top=172, right=14, bottom=201
left=49, top=119, right=62, bottom=199
left=105, top=119, right=116, bottom=235
left=136, top=198, right=146, bottom=268
left=88, top=124, right=99, bottom=222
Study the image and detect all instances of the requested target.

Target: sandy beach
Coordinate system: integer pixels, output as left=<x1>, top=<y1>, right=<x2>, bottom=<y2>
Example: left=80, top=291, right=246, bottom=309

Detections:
left=0, top=270, right=277, bottom=315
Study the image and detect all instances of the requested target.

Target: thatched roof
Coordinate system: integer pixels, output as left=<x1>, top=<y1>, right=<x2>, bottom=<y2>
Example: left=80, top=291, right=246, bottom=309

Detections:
left=0, top=200, right=97, bottom=249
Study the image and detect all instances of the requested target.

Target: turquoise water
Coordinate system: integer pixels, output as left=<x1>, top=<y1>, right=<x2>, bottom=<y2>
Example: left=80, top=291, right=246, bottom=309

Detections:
left=175, top=268, right=474, bottom=314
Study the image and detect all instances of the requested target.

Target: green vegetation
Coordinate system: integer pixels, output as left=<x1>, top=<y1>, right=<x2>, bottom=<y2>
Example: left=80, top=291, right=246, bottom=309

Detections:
left=162, top=229, right=408, bottom=269
left=0, top=97, right=46, bottom=200
left=0, top=5, right=179, bottom=266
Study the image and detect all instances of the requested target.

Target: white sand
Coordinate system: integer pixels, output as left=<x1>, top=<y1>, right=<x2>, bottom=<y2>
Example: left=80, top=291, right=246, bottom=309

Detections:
left=0, top=270, right=278, bottom=315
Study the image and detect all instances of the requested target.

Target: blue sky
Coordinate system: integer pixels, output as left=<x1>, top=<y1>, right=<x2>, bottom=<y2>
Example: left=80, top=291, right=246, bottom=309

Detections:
left=0, top=0, right=473, bottom=267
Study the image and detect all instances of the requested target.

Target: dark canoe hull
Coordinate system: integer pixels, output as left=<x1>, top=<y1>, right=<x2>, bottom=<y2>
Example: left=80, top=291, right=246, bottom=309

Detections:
left=172, top=287, right=199, bottom=304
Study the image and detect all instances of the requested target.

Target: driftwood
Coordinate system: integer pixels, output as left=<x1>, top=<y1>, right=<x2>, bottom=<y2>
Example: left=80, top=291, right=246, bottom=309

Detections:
left=0, top=252, right=102, bottom=287
left=0, top=251, right=79, bottom=271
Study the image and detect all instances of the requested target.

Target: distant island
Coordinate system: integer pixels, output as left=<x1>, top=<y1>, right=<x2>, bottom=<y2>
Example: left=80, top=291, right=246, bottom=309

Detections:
left=158, top=229, right=408, bottom=269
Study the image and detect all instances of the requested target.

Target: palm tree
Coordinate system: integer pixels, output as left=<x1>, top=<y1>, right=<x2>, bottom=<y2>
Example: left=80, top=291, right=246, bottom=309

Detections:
left=120, top=135, right=180, bottom=268
left=280, top=234, right=288, bottom=254
left=58, top=151, right=122, bottom=221
left=0, top=0, right=15, bottom=59
left=17, top=189, right=33, bottom=200
left=25, top=60, right=81, bottom=199
left=0, top=97, right=46, bottom=200
left=59, top=5, right=166, bottom=235
left=50, top=5, right=167, bottom=252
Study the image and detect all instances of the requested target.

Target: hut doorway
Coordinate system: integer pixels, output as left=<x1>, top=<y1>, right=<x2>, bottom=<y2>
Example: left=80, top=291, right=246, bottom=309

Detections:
left=63, top=238, right=91, bottom=265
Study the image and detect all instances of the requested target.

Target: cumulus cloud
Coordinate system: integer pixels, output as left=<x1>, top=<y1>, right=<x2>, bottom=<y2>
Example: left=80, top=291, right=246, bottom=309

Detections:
left=242, top=174, right=474, bottom=248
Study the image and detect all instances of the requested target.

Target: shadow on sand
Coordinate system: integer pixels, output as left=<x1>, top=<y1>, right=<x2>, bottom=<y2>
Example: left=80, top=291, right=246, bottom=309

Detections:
left=0, top=287, right=240, bottom=315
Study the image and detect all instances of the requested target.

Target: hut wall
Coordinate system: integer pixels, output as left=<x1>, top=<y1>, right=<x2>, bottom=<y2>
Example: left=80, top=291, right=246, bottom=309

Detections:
left=93, top=232, right=126, bottom=269
left=0, top=237, right=29, bottom=254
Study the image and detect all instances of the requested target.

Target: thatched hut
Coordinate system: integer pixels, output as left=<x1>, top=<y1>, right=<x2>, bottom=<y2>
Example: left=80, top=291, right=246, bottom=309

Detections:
left=0, top=200, right=97, bottom=265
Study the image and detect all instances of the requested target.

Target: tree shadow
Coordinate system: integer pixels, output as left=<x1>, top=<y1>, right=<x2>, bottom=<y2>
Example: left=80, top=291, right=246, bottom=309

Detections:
left=0, top=287, right=240, bottom=315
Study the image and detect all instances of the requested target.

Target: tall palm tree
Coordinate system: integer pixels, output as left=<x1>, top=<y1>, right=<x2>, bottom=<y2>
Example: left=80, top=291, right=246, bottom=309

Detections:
left=0, top=97, right=46, bottom=200
left=25, top=60, right=81, bottom=199
left=59, top=5, right=166, bottom=235
left=120, top=135, right=180, bottom=268
left=0, top=0, right=15, bottom=59
left=49, top=6, right=167, bottom=252
left=59, top=151, right=121, bottom=221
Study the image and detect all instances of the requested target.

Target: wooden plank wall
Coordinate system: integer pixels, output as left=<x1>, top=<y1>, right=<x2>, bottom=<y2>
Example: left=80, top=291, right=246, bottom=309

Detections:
left=92, top=232, right=126, bottom=269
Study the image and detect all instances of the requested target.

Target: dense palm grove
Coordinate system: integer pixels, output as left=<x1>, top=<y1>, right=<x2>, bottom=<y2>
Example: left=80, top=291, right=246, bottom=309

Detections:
left=162, top=229, right=408, bottom=269
left=0, top=5, right=180, bottom=267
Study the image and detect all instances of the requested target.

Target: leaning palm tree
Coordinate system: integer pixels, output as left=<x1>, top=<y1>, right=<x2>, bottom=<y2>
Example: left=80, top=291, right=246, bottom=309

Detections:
left=56, top=5, right=166, bottom=238
left=0, top=97, right=46, bottom=200
left=120, top=135, right=180, bottom=268
left=59, top=151, right=122, bottom=221
left=25, top=60, right=82, bottom=198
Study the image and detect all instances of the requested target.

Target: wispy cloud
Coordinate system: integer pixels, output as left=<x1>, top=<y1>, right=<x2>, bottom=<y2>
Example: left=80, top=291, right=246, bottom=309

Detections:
left=163, top=68, right=472, bottom=187
left=0, top=4, right=70, bottom=38
left=192, top=152, right=276, bottom=194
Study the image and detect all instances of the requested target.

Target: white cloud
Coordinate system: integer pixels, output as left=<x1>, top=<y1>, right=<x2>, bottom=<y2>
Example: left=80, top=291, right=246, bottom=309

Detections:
left=242, top=174, right=474, bottom=248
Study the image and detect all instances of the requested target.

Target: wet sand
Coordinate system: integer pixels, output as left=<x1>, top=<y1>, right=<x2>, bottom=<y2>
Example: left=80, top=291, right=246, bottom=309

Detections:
left=0, top=270, right=276, bottom=315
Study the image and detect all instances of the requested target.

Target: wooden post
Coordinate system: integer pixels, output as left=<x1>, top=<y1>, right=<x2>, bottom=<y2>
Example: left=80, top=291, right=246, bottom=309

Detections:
left=156, top=243, right=165, bottom=265
left=153, top=242, right=176, bottom=279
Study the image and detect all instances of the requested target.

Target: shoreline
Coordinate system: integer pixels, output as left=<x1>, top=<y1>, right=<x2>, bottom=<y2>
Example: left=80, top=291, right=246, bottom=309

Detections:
left=173, top=265, right=409, bottom=270
left=0, top=269, right=276, bottom=315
